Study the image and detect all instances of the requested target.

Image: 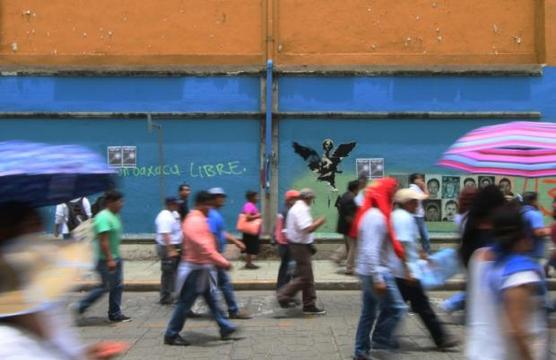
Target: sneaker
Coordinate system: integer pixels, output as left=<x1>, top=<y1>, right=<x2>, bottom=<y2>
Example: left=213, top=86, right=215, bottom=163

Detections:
left=302, top=306, right=326, bottom=315
left=109, top=314, right=132, bottom=323
left=229, top=309, right=252, bottom=320
left=244, top=263, right=260, bottom=270
left=164, top=335, right=190, bottom=346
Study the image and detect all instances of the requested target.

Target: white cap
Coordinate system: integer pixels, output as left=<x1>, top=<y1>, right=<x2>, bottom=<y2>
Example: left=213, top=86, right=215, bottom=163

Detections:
left=208, top=187, right=226, bottom=196
left=394, top=188, right=426, bottom=203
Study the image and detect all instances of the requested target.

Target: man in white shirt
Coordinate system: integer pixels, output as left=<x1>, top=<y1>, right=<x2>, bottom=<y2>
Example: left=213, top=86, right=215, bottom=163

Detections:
left=54, top=197, right=92, bottom=240
left=391, top=189, right=458, bottom=350
left=409, top=173, right=431, bottom=254
left=155, top=197, right=184, bottom=305
left=277, top=188, right=326, bottom=315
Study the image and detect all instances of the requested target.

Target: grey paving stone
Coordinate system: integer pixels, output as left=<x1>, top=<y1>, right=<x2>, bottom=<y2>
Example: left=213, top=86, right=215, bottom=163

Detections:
left=67, top=290, right=555, bottom=360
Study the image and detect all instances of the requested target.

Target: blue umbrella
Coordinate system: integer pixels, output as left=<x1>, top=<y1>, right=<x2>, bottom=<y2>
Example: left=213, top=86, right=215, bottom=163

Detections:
left=0, top=141, right=116, bottom=207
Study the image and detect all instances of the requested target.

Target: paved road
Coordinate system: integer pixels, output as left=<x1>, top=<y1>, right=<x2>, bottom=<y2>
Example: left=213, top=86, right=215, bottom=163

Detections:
left=71, top=291, right=556, bottom=360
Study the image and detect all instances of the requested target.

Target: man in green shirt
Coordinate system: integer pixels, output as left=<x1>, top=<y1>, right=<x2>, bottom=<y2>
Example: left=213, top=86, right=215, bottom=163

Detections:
left=76, top=190, right=131, bottom=322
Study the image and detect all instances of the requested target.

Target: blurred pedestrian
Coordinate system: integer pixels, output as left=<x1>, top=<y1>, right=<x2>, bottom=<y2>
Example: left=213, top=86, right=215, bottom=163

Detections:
left=75, top=190, right=131, bottom=323
left=441, top=185, right=505, bottom=315
left=547, top=198, right=556, bottom=277
left=277, top=188, right=326, bottom=315
left=392, top=189, right=459, bottom=350
left=354, top=174, right=368, bottom=207
left=441, top=187, right=478, bottom=314
left=331, top=180, right=360, bottom=275
left=54, top=197, right=92, bottom=240
left=177, top=183, right=191, bottom=221
left=409, top=173, right=432, bottom=254
left=207, top=187, right=251, bottom=320
left=239, top=190, right=262, bottom=269
left=164, top=191, right=236, bottom=346
left=521, top=192, right=551, bottom=261
left=454, top=187, right=478, bottom=235
left=466, top=204, right=549, bottom=360
left=352, top=178, right=408, bottom=359
left=155, top=197, right=183, bottom=305
left=274, top=189, right=300, bottom=290
left=0, top=202, right=128, bottom=359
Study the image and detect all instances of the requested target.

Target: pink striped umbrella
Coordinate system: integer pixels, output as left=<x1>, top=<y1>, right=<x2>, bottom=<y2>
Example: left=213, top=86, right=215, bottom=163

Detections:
left=438, top=121, right=556, bottom=177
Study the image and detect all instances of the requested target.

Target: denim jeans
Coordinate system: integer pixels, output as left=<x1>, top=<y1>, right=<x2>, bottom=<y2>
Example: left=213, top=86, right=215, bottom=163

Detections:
left=216, top=268, right=239, bottom=315
left=78, top=259, right=124, bottom=318
left=415, top=216, right=432, bottom=254
left=354, top=275, right=379, bottom=357
left=441, top=291, right=466, bottom=313
left=372, top=272, right=408, bottom=348
left=276, top=244, right=292, bottom=290
left=165, top=269, right=235, bottom=339
left=354, top=273, right=407, bottom=357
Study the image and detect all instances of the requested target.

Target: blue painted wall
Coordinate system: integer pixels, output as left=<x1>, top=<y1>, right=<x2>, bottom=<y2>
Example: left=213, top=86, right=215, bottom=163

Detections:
left=279, top=68, right=556, bottom=116
left=0, top=118, right=260, bottom=233
left=2, top=69, right=556, bottom=233
left=0, top=76, right=260, bottom=112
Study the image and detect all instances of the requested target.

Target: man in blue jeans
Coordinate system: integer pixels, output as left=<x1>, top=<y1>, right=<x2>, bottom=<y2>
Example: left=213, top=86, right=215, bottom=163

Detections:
left=207, top=187, right=252, bottom=319
left=164, top=191, right=237, bottom=346
left=353, top=179, right=409, bottom=360
left=409, top=173, right=432, bottom=254
left=75, top=190, right=131, bottom=323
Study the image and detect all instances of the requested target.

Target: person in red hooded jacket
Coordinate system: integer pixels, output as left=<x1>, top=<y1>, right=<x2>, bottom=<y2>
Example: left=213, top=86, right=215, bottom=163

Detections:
left=352, top=178, right=410, bottom=359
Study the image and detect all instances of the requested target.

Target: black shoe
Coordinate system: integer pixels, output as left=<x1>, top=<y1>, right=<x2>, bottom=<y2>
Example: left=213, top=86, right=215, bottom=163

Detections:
left=437, top=336, right=459, bottom=350
left=302, top=306, right=326, bottom=315
left=109, top=314, right=132, bottom=323
left=278, top=299, right=296, bottom=309
left=187, top=310, right=202, bottom=318
left=159, top=300, right=173, bottom=306
left=353, top=354, right=371, bottom=360
left=220, top=327, right=237, bottom=340
left=164, top=335, right=190, bottom=346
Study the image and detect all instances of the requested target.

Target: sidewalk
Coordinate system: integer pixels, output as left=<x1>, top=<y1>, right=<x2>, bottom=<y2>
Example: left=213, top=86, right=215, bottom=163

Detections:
left=78, top=260, right=472, bottom=291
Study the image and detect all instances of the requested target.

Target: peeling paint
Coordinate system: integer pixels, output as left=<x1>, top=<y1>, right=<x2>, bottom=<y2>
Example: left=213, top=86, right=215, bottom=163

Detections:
left=11, top=42, right=18, bottom=52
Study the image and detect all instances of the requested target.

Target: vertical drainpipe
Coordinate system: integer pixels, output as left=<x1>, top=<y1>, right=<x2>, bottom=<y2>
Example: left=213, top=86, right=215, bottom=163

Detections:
left=265, top=59, right=273, bottom=193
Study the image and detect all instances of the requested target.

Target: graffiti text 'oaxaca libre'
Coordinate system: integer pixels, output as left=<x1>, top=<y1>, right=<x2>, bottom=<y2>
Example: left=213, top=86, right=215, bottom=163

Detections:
left=189, top=161, right=246, bottom=178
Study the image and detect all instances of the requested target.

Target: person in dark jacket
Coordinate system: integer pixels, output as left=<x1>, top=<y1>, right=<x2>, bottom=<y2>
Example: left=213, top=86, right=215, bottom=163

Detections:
left=331, top=180, right=360, bottom=275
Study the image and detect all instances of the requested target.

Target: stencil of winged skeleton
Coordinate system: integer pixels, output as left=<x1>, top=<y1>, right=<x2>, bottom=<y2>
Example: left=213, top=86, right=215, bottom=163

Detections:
left=293, top=139, right=356, bottom=191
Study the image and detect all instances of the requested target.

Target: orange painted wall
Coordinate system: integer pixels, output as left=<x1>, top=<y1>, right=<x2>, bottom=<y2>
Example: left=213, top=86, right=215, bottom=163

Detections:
left=1, top=0, right=555, bottom=68
left=0, top=0, right=265, bottom=67
left=275, top=0, right=538, bottom=66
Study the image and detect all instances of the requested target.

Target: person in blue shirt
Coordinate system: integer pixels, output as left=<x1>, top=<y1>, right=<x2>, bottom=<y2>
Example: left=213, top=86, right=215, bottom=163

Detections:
left=207, top=187, right=252, bottom=319
left=521, top=192, right=551, bottom=260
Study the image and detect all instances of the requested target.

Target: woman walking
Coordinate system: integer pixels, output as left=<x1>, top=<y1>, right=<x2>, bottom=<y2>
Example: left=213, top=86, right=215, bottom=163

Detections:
left=240, top=190, right=262, bottom=269
left=466, top=204, right=549, bottom=360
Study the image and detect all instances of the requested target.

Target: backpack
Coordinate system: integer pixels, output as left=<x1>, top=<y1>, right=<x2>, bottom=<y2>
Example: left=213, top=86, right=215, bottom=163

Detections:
left=91, top=196, right=106, bottom=217
left=66, top=198, right=89, bottom=232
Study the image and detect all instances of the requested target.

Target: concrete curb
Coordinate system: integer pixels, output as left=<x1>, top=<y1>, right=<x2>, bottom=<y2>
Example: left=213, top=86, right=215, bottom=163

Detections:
left=76, top=279, right=556, bottom=292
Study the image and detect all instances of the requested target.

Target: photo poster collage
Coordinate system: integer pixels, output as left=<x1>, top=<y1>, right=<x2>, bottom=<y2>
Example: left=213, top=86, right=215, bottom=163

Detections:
left=390, top=174, right=516, bottom=223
